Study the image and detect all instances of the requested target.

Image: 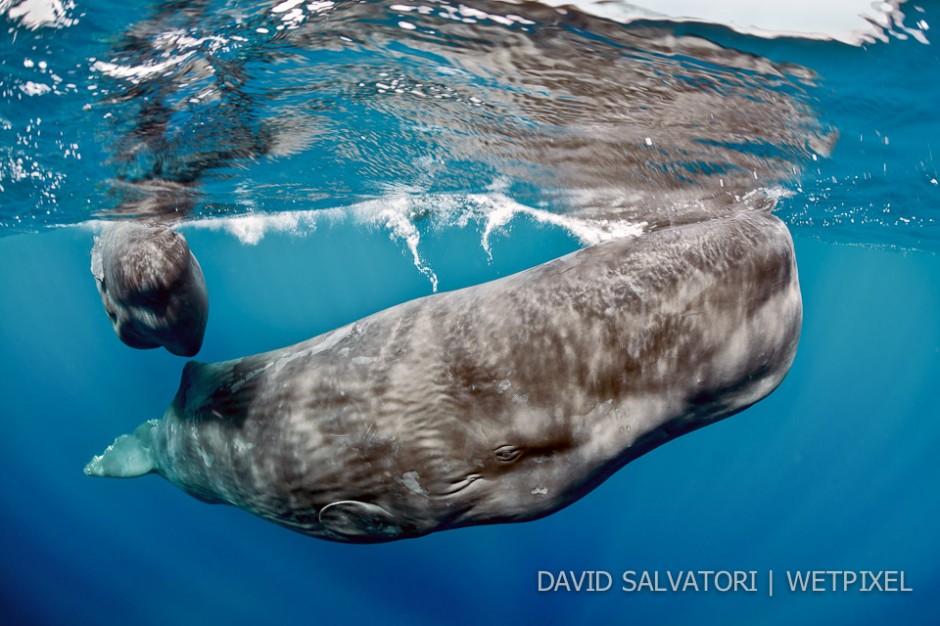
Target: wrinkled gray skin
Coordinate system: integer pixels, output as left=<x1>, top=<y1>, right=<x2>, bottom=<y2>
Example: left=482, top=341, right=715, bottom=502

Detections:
left=86, top=209, right=801, bottom=543
left=91, top=222, right=208, bottom=357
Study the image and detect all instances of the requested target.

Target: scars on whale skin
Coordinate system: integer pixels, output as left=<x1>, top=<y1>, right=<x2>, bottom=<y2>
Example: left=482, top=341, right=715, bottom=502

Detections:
left=91, top=222, right=208, bottom=357
left=85, top=209, right=801, bottom=543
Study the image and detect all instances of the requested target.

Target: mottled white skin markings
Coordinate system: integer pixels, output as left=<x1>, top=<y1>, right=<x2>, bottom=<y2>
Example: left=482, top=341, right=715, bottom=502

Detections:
left=87, top=209, right=801, bottom=543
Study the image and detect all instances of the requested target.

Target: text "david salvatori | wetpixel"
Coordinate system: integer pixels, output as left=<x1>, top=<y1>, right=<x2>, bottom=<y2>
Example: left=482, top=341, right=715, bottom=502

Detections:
left=537, top=570, right=913, bottom=595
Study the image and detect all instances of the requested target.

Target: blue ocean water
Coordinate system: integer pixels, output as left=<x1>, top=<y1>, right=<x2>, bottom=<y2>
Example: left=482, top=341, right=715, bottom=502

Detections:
left=1, top=1, right=939, bottom=624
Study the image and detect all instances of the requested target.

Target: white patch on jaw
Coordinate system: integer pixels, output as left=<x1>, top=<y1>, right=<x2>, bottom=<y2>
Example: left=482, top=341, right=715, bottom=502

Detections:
left=531, top=487, right=548, bottom=495
left=511, top=393, right=529, bottom=405
left=400, top=471, right=427, bottom=495
left=497, top=380, right=511, bottom=392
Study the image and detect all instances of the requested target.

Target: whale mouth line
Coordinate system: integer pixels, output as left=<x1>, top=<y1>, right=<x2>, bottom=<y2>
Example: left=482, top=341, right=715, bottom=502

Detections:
left=436, top=474, right=484, bottom=497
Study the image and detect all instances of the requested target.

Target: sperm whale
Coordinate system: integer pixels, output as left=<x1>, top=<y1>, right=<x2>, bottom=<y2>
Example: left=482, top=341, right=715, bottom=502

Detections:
left=86, top=207, right=801, bottom=543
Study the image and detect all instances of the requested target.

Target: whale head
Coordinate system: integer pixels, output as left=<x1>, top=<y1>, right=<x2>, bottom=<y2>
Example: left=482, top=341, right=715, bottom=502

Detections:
left=91, top=222, right=208, bottom=357
left=371, top=391, right=620, bottom=536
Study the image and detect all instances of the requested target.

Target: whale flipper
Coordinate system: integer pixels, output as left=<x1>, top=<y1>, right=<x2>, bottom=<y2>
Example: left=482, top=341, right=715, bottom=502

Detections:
left=318, top=501, right=403, bottom=541
left=84, top=420, right=158, bottom=478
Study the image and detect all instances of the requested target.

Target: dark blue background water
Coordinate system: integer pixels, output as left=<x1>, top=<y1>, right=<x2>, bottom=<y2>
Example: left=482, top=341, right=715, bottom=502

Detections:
left=2, top=0, right=940, bottom=624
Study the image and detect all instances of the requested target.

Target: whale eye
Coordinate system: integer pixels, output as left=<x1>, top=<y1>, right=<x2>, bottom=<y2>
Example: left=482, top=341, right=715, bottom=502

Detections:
left=494, top=444, right=523, bottom=464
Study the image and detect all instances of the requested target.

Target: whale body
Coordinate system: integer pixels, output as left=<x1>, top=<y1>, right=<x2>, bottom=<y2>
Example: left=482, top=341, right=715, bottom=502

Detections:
left=86, top=209, right=801, bottom=543
left=91, top=222, right=208, bottom=357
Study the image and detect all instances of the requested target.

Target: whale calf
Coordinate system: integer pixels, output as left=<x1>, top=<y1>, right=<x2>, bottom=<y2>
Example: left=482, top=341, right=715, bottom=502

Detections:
left=86, top=208, right=801, bottom=543
left=91, top=222, right=208, bottom=357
